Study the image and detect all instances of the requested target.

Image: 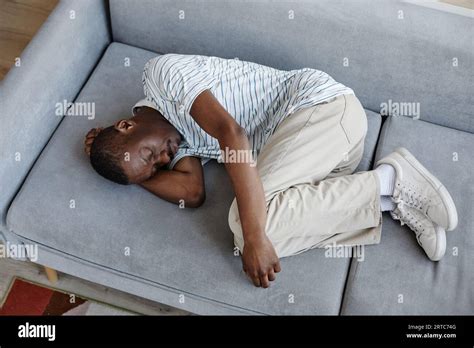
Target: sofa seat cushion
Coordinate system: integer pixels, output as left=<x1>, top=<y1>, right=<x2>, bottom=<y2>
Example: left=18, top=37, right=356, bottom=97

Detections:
left=341, top=116, right=474, bottom=314
left=7, top=42, right=381, bottom=314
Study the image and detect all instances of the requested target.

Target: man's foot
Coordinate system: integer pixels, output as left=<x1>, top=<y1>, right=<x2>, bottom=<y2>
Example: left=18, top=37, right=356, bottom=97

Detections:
left=391, top=203, right=446, bottom=261
left=377, top=147, right=458, bottom=231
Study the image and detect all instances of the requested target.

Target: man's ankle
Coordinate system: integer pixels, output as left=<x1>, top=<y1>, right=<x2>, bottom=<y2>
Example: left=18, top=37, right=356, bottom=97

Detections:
left=375, top=164, right=396, bottom=196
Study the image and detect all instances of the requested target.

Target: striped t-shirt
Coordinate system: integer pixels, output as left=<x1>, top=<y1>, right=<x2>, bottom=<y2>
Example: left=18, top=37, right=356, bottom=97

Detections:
left=133, top=54, right=353, bottom=169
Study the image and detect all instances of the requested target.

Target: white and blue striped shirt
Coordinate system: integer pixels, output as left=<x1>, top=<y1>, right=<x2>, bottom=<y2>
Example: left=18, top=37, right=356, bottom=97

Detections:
left=133, top=54, right=353, bottom=169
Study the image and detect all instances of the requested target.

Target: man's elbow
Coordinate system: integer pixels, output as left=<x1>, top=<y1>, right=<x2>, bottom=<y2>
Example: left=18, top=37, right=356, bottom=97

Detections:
left=185, top=187, right=206, bottom=208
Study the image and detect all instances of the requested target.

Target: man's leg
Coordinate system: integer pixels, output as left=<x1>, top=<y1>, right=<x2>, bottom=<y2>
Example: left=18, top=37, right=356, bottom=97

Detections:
left=228, top=94, right=381, bottom=257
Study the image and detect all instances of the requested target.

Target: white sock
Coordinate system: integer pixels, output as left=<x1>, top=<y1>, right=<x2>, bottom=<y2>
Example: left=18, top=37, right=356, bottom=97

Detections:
left=380, top=196, right=396, bottom=212
left=375, top=164, right=396, bottom=196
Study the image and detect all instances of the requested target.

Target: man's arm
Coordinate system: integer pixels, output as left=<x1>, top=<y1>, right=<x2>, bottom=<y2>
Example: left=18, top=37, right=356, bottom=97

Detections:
left=190, top=90, right=281, bottom=288
left=139, top=156, right=205, bottom=208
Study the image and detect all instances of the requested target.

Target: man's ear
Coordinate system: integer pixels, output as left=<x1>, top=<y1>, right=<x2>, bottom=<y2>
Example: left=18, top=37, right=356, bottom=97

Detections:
left=114, top=119, right=136, bottom=133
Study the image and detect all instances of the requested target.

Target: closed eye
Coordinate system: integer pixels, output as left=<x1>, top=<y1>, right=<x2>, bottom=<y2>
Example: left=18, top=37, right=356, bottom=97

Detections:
left=147, top=149, right=154, bottom=162
left=140, top=147, right=153, bottom=164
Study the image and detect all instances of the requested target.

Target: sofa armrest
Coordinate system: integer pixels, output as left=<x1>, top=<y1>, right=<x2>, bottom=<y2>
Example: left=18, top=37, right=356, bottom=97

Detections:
left=0, top=0, right=110, bottom=233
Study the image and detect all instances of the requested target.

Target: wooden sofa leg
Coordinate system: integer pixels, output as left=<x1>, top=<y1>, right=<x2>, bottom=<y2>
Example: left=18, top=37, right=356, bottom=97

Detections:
left=44, top=266, right=58, bottom=284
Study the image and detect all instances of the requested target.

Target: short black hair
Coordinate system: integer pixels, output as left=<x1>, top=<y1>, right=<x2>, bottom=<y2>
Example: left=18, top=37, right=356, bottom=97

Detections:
left=89, top=126, right=129, bottom=185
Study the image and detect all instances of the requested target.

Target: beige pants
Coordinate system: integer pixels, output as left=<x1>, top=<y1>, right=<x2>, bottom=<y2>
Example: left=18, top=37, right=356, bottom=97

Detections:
left=228, top=94, right=382, bottom=258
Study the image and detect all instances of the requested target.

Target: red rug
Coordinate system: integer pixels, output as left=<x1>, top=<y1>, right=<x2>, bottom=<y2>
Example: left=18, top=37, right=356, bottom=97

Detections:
left=0, top=278, right=87, bottom=315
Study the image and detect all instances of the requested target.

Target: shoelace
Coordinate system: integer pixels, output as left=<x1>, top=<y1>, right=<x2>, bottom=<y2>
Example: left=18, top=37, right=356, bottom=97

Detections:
left=394, top=183, right=429, bottom=214
left=390, top=198, right=426, bottom=240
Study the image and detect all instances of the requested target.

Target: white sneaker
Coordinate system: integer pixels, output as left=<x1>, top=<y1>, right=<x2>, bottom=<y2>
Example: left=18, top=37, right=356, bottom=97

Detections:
left=390, top=202, right=446, bottom=261
left=377, top=147, right=458, bottom=231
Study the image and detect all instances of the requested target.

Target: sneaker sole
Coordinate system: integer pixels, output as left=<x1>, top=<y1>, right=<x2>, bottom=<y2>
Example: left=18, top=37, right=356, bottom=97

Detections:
left=395, top=147, right=458, bottom=231
left=430, top=226, right=446, bottom=261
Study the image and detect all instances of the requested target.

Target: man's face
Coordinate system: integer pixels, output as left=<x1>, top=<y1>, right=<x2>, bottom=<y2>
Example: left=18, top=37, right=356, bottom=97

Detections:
left=116, top=117, right=181, bottom=184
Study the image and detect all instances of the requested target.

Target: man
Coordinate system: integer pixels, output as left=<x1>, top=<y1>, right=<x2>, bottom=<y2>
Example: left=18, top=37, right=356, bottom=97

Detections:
left=84, top=54, right=458, bottom=288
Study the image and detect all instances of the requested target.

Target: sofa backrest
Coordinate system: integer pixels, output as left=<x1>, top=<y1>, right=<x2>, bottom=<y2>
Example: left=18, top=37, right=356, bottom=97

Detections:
left=110, top=0, right=473, bottom=133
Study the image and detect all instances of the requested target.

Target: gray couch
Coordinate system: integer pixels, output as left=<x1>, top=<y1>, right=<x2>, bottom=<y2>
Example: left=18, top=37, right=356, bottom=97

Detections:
left=1, top=0, right=472, bottom=315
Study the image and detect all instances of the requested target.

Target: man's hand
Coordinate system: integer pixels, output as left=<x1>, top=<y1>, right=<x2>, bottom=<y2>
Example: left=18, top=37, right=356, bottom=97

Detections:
left=84, top=127, right=103, bottom=156
left=242, top=235, right=281, bottom=288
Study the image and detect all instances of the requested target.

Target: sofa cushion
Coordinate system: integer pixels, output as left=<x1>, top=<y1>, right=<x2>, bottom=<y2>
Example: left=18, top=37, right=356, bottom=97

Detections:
left=341, top=116, right=474, bottom=314
left=7, top=42, right=381, bottom=315
left=110, top=0, right=473, bottom=132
